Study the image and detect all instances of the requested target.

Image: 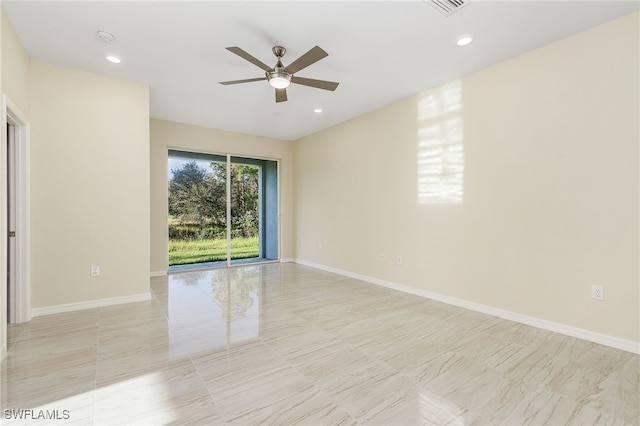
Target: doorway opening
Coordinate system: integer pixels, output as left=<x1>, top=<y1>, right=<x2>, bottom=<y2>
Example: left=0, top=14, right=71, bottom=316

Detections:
left=167, top=150, right=278, bottom=271
left=1, top=96, right=31, bottom=361
left=7, top=122, right=15, bottom=323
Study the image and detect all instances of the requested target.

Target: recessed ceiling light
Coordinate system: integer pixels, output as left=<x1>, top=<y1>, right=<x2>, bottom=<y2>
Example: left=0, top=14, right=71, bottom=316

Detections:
left=314, top=108, right=323, bottom=113
left=105, top=55, right=122, bottom=64
left=456, top=35, right=474, bottom=47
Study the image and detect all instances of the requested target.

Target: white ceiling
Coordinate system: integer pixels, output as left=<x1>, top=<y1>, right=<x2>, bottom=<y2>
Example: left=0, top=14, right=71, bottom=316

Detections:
left=3, top=1, right=638, bottom=141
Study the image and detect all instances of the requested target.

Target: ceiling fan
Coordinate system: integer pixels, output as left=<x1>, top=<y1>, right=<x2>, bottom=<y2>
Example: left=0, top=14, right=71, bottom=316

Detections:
left=219, top=45, right=339, bottom=103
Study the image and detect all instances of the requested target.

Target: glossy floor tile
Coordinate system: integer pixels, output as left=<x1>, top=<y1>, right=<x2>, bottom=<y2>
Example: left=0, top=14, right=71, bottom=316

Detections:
left=1, top=263, right=638, bottom=425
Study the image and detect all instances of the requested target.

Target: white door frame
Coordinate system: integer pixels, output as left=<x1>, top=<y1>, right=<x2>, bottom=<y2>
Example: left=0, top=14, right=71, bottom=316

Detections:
left=1, top=95, right=31, bottom=361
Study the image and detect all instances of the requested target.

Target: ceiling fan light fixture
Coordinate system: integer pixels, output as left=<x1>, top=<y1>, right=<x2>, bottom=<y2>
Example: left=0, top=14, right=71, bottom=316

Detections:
left=267, top=71, right=292, bottom=89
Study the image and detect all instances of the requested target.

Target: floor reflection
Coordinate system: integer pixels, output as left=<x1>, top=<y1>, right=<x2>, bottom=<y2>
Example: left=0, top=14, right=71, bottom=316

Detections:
left=165, top=267, right=263, bottom=357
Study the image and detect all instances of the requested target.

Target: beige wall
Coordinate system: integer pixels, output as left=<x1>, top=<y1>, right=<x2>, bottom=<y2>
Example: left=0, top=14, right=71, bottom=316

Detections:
left=150, top=118, right=295, bottom=274
left=1, top=10, right=29, bottom=115
left=30, top=62, right=150, bottom=307
left=294, top=13, right=639, bottom=343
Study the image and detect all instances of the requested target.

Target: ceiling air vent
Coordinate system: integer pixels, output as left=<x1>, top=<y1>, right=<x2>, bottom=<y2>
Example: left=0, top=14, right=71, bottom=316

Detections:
left=428, top=0, right=470, bottom=17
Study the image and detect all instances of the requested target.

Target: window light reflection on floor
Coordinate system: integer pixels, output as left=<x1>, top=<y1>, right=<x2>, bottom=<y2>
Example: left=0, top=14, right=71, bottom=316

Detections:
left=166, top=268, right=261, bottom=358
left=420, top=388, right=467, bottom=425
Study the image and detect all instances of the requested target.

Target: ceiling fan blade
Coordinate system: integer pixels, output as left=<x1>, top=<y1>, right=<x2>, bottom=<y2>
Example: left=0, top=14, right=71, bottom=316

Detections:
left=225, top=47, right=272, bottom=72
left=284, top=46, right=328, bottom=74
left=275, top=88, right=288, bottom=103
left=291, top=76, right=339, bottom=91
left=219, top=77, right=267, bottom=85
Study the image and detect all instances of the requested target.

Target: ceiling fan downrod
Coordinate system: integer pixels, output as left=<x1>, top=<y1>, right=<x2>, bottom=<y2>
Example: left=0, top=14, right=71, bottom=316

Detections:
left=267, top=46, right=292, bottom=89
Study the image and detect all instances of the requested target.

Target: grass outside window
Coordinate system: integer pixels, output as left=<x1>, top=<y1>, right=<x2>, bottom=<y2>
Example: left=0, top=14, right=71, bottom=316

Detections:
left=169, top=237, right=259, bottom=265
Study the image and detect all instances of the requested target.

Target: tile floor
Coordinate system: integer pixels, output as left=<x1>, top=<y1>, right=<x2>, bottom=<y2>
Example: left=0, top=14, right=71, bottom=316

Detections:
left=1, top=263, right=638, bottom=425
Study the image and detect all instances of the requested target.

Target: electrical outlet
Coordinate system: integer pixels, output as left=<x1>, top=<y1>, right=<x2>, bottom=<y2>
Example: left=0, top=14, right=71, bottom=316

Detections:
left=379, top=254, right=385, bottom=262
left=396, top=256, right=403, bottom=265
left=591, top=285, right=604, bottom=301
left=318, top=243, right=323, bottom=251
left=91, top=266, right=100, bottom=277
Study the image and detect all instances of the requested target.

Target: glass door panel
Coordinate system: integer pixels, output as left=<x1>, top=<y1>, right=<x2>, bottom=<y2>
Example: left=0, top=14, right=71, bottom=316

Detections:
left=229, top=156, right=279, bottom=265
left=168, top=150, right=227, bottom=269
left=230, top=158, right=261, bottom=264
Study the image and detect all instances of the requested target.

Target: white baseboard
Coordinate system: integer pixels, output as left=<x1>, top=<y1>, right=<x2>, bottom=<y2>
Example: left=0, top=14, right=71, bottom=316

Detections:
left=280, top=258, right=296, bottom=263
left=150, top=270, right=167, bottom=277
left=32, top=293, right=152, bottom=317
left=294, top=259, right=640, bottom=354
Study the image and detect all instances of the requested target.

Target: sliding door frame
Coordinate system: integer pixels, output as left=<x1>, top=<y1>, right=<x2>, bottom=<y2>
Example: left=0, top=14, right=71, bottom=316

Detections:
left=166, top=147, right=281, bottom=270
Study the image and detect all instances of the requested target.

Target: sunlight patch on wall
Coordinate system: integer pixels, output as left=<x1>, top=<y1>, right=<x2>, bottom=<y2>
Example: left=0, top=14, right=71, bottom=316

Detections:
left=417, top=80, right=464, bottom=204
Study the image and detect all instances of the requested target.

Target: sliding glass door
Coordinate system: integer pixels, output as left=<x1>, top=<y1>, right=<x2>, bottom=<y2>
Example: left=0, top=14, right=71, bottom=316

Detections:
left=168, top=150, right=278, bottom=270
